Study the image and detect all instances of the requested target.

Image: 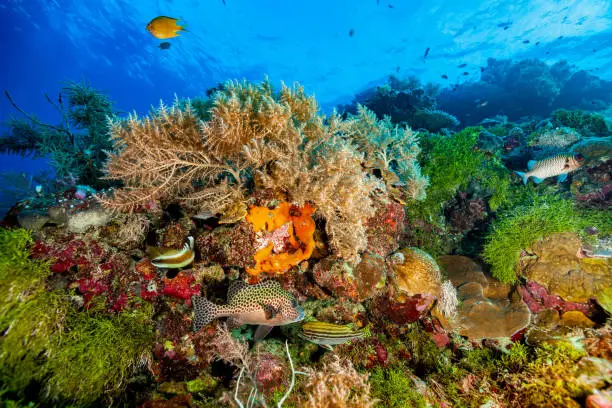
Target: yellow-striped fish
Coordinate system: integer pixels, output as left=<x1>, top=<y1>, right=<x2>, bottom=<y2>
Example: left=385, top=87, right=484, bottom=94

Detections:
left=298, top=321, right=369, bottom=351
left=151, top=236, right=195, bottom=269
left=514, top=154, right=584, bottom=185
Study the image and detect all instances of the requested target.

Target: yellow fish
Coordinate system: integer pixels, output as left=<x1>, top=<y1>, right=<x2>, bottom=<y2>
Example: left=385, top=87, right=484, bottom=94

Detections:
left=151, top=237, right=195, bottom=269
left=298, top=321, right=369, bottom=351
left=146, top=16, right=186, bottom=39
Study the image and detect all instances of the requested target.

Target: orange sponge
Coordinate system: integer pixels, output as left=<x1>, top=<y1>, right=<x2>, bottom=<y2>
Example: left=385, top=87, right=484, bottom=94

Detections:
left=246, top=202, right=316, bottom=278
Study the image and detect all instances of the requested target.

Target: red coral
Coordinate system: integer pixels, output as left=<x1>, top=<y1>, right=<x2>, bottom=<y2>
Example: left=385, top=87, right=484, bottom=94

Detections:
left=162, top=271, right=201, bottom=302
left=520, top=281, right=595, bottom=315
left=253, top=353, right=287, bottom=393
left=365, top=201, right=405, bottom=257
left=370, top=292, right=434, bottom=326
left=78, top=278, right=109, bottom=308
left=312, top=258, right=360, bottom=301
left=110, top=293, right=128, bottom=312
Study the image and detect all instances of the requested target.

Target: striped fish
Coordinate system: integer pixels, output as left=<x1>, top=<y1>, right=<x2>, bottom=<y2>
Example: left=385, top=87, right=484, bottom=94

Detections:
left=514, top=154, right=584, bottom=185
left=298, top=321, right=369, bottom=351
left=151, top=236, right=195, bottom=269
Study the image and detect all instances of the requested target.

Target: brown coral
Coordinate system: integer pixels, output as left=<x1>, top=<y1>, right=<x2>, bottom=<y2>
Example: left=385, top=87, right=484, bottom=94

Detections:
left=101, top=79, right=427, bottom=265
left=390, top=247, right=442, bottom=298
left=439, top=256, right=531, bottom=340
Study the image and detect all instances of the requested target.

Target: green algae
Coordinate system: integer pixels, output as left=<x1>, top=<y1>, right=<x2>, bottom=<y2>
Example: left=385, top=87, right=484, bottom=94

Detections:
left=370, top=367, right=427, bottom=408
left=0, top=228, right=51, bottom=311
left=44, top=304, right=154, bottom=405
left=0, top=228, right=155, bottom=405
left=406, top=127, right=512, bottom=255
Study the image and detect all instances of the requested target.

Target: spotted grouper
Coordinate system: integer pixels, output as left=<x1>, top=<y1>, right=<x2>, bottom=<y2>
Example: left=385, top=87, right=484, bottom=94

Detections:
left=192, top=280, right=304, bottom=339
left=514, top=154, right=584, bottom=185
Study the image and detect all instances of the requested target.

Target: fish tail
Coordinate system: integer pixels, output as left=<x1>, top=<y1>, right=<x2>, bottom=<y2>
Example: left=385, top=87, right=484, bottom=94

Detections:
left=192, top=295, right=218, bottom=331
left=514, top=170, right=528, bottom=185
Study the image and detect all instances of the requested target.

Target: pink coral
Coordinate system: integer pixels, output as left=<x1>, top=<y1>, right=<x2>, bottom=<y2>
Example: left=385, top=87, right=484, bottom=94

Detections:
left=520, top=281, right=595, bottom=316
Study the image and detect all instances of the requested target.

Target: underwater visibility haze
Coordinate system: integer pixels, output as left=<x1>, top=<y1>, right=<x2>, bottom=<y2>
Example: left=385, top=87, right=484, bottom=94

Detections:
left=1, top=0, right=612, bottom=406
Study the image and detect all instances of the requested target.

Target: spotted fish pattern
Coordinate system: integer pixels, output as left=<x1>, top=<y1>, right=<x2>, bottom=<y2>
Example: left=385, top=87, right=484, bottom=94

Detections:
left=192, top=280, right=304, bottom=339
left=514, top=154, right=584, bottom=185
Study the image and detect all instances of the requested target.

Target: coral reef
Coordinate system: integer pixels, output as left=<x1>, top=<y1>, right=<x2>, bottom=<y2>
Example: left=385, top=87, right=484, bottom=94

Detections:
left=102, top=80, right=427, bottom=265
left=438, top=58, right=612, bottom=125
left=1, top=75, right=610, bottom=408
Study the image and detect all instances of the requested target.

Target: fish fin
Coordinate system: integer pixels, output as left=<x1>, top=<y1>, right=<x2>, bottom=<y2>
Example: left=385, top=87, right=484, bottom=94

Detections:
left=186, top=236, right=194, bottom=251
left=254, top=325, right=274, bottom=341
left=514, top=171, right=529, bottom=185
left=226, top=317, right=242, bottom=329
left=259, top=280, right=282, bottom=290
left=259, top=302, right=279, bottom=320
left=532, top=176, right=545, bottom=184
left=557, top=173, right=568, bottom=183
left=321, top=344, right=334, bottom=352
left=527, top=160, right=537, bottom=171
left=192, top=295, right=218, bottom=332
left=227, top=280, right=248, bottom=303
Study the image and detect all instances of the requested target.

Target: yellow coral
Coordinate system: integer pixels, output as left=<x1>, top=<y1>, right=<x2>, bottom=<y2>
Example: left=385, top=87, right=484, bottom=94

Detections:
left=245, top=202, right=316, bottom=278
left=391, top=247, right=442, bottom=297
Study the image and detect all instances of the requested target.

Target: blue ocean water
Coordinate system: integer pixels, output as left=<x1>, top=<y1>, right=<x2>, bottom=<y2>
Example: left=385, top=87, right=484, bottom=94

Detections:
left=1, top=0, right=611, bottom=215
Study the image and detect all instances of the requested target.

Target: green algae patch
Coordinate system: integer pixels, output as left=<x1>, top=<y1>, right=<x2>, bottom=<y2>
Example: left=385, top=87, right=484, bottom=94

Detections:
left=45, top=305, right=154, bottom=405
left=0, top=228, right=51, bottom=310
left=370, top=367, right=427, bottom=408
left=482, top=195, right=609, bottom=283
left=406, top=127, right=511, bottom=255
left=0, top=290, right=70, bottom=392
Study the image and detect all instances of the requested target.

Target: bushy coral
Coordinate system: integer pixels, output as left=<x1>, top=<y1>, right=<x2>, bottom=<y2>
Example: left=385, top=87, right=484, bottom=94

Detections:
left=297, top=354, right=378, bottom=408
left=103, top=79, right=427, bottom=264
left=482, top=194, right=609, bottom=283
left=529, top=126, right=581, bottom=149
left=1, top=82, right=115, bottom=187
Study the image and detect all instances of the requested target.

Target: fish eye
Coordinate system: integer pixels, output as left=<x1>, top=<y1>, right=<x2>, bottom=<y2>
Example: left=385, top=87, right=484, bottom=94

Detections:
left=291, top=299, right=297, bottom=307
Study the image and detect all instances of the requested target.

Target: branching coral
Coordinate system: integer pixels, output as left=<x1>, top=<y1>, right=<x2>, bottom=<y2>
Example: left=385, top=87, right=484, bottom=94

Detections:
left=101, top=100, right=243, bottom=213
left=335, top=104, right=429, bottom=202
left=210, top=324, right=297, bottom=407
